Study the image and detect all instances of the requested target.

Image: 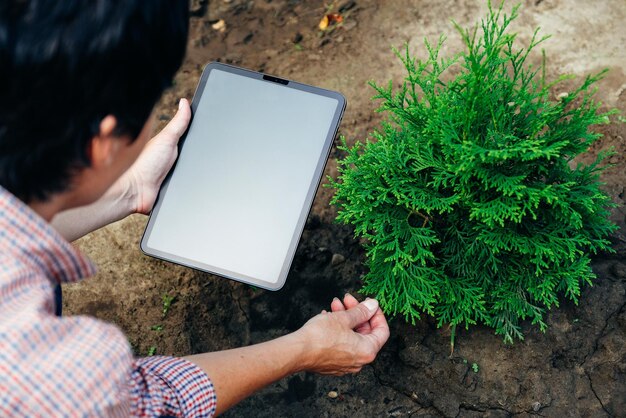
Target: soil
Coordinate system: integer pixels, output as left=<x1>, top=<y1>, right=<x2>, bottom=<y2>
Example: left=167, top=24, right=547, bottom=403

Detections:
left=64, top=1, right=626, bottom=416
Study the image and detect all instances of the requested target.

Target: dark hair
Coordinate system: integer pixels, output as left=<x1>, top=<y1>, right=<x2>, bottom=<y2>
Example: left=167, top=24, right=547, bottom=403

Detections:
left=0, top=0, right=189, bottom=202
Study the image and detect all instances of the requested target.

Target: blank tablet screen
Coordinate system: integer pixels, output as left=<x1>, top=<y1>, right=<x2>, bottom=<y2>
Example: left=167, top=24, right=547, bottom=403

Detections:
left=141, top=63, right=345, bottom=290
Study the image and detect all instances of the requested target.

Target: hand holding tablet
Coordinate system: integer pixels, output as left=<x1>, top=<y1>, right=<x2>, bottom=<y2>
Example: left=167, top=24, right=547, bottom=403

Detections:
left=141, top=63, right=346, bottom=290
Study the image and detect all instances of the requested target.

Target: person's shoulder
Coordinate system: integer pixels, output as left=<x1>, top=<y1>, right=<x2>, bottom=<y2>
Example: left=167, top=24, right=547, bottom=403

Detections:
left=0, top=312, right=134, bottom=416
left=1, top=308, right=133, bottom=370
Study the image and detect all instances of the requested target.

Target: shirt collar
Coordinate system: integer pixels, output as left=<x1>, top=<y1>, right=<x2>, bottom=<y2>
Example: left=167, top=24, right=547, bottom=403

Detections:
left=0, top=186, right=96, bottom=284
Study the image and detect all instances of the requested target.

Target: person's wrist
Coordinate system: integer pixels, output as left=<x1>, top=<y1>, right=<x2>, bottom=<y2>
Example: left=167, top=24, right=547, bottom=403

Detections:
left=283, top=328, right=317, bottom=374
left=108, top=168, right=140, bottom=216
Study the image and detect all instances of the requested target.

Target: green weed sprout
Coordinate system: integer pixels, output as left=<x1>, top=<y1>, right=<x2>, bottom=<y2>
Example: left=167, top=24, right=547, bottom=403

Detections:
left=330, top=2, right=618, bottom=344
left=162, top=294, right=176, bottom=318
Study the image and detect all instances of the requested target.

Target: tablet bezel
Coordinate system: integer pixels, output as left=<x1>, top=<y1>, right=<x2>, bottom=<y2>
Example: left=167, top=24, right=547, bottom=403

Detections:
left=140, top=62, right=346, bottom=291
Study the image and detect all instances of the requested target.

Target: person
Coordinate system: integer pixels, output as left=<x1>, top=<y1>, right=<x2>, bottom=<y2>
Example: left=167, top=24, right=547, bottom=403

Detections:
left=0, top=1, right=390, bottom=416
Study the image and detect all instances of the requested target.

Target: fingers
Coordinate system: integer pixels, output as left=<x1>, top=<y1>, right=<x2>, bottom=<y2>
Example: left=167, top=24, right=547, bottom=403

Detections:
left=369, top=306, right=388, bottom=331
left=345, top=295, right=389, bottom=356
left=364, top=307, right=390, bottom=350
left=330, top=297, right=345, bottom=312
left=159, top=98, right=191, bottom=141
left=342, top=293, right=359, bottom=309
left=330, top=293, right=374, bottom=333
left=331, top=293, right=359, bottom=312
left=338, top=299, right=379, bottom=329
left=343, top=294, right=372, bottom=334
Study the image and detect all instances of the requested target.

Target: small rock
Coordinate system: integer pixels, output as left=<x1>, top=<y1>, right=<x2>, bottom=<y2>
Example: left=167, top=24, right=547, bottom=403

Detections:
left=211, top=19, right=226, bottom=32
left=532, top=401, right=541, bottom=412
left=388, top=406, right=404, bottom=416
left=327, top=390, right=338, bottom=399
left=331, top=253, right=346, bottom=266
left=557, top=92, right=568, bottom=100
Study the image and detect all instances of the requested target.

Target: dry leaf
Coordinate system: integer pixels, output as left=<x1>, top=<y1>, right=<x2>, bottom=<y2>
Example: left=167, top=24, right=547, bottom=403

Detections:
left=318, top=13, right=343, bottom=30
left=318, top=15, right=329, bottom=30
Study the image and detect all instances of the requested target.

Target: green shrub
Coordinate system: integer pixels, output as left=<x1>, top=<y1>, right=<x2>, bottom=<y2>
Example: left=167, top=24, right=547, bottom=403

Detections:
left=330, top=3, right=618, bottom=344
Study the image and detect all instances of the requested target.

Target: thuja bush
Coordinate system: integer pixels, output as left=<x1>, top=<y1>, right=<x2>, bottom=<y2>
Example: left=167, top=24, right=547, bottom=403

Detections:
left=330, top=3, right=619, bottom=344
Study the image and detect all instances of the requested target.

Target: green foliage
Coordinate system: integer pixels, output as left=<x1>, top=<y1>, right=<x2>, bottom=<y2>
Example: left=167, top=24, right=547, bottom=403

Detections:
left=162, top=293, right=176, bottom=318
left=330, top=3, right=618, bottom=343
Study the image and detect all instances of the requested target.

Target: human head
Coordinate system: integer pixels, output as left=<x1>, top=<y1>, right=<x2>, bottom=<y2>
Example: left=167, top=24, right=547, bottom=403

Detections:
left=0, top=0, right=189, bottom=203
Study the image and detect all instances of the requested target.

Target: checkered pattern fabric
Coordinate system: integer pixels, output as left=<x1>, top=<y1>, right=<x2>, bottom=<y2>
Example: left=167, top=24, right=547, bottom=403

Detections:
left=0, top=186, right=216, bottom=417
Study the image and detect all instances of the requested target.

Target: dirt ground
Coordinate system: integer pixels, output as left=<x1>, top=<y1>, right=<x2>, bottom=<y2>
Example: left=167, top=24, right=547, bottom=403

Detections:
left=64, top=1, right=626, bottom=416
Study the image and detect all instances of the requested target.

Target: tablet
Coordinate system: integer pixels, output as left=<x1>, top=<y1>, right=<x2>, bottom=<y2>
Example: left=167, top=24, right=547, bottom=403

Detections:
left=140, top=62, right=346, bottom=291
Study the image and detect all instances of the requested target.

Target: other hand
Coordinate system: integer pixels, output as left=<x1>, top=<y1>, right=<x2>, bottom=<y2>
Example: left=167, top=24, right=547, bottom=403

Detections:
left=126, top=98, right=191, bottom=215
left=295, top=294, right=390, bottom=375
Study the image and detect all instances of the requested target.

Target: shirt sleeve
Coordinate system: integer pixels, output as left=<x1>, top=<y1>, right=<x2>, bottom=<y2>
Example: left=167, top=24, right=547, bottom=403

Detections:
left=130, top=356, right=217, bottom=417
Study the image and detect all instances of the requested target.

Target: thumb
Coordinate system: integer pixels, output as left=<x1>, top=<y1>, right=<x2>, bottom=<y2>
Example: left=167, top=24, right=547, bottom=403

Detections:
left=339, top=299, right=379, bottom=329
left=161, top=98, right=191, bottom=139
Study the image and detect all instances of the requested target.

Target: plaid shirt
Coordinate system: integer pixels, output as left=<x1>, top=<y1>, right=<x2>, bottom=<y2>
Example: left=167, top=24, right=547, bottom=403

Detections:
left=0, top=186, right=217, bottom=417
